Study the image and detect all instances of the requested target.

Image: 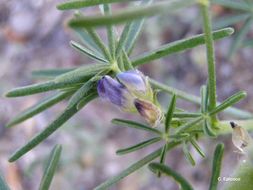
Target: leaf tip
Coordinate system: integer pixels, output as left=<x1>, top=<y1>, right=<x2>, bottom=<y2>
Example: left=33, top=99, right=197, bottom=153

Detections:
left=56, top=3, right=65, bottom=10
left=68, top=19, right=78, bottom=28
left=115, top=150, right=122, bottom=155
left=4, top=91, right=12, bottom=98
left=8, top=156, right=16, bottom=163
left=216, top=143, right=224, bottom=152
left=5, top=122, right=14, bottom=128
left=111, top=118, right=118, bottom=124
left=226, top=27, right=235, bottom=35
left=240, top=91, right=247, bottom=97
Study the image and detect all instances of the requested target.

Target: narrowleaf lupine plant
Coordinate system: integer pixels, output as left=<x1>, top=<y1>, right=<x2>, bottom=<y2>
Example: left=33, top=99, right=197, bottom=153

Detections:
left=3, top=0, right=253, bottom=189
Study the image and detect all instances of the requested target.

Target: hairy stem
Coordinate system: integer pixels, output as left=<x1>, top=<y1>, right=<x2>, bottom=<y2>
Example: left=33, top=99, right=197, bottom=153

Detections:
left=149, top=78, right=252, bottom=119
left=199, top=0, right=217, bottom=123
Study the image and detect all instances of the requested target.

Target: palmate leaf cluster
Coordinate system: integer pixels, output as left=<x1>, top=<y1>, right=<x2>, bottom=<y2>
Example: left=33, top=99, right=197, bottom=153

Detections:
left=3, top=0, right=253, bottom=189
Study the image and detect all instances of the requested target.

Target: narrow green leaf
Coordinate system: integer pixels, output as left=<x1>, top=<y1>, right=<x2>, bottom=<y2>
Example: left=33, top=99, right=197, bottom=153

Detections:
left=209, top=143, right=224, bottom=190
left=214, top=14, right=250, bottom=29
left=228, top=17, right=253, bottom=58
left=0, top=174, right=10, bottom=190
left=173, top=112, right=202, bottom=118
left=6, top=91, right=73, bottom=128
left=149, top=163, right=194, bottom=190
left=203, top=120, right=216, bottom=137
left=124, top=0, right=153, bottom=54
left=39, top=145, right=62, bottom=190
left=68, top=0, right=196, bottom=27
left=103, top=4, right=116, bottom=59
left=211, top=0, right=251, bottom=11
left=209, top=91, right=247, bottom=116
left=115, top=22, right=132, bottom=57
left=124, top=18, right=145, bottom=54
left=116, top=137, right=161, bottom=155
left=112, top=118, right=162, bottom=135
left=132, top=28, right=234, bottom=66
left=73, top=11, right=105, bottom=56
left=6, top=64, right=109, bottom=97
left=9, top=104, right=80, bottom=162
left=5, top=81, right=68, bottom=97
left=77, top=91, right=98, bottom=110
left=67, top=77, right=99, bottom=109
left=150, top=78, right=253, bottom=119
left=183, top=142, right=195, bottom=166
left=189, top=138, right=205, bottom=158
left=32, top=68, right=75, bottom=79
left=57, top=0, right=140, bottom=10
left=70, top=40, right=108, bottom=63
left=159, top=144, right=168, bottom=164
left=74, top=29, right=103, bottom=55
left=175, top=117, right=203, bottom=134
left=157, top=143, right=168, bottom=177
left=94, top=142, right=179, bottom=190
left=118, top=53, right=125, bottom=71
left=165, top=94, right=176, bottom=133
left=85, top=28, right=112, bottom=61
left=122, top=50, right=133, bottom=70
left=201, top=85, right=208, bottom=113
left=54, top=63, right=110, bottom=85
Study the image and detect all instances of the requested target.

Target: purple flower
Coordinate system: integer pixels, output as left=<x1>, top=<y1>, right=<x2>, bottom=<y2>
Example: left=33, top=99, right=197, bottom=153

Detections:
left=97, top=70, right=163, bottom=126
left=97, top=76, right=135, bottom=111
left=116, top=70, right=153, bottom=100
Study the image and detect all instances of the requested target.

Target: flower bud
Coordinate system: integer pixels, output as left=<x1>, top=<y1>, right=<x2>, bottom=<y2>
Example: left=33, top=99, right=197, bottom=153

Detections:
left=97, top=70, right=162, bottom=126
left=134, top=99, right=163, bottom=127
left=116, top=70, right=153, bottom=100
left=97, top=76, right=136, bottom=112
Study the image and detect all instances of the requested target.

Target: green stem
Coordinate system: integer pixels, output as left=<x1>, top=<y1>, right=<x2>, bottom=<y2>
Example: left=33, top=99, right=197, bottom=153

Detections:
left=149, top=78, right=252, bottom=119
left=199, top=1, right=217, bottom=123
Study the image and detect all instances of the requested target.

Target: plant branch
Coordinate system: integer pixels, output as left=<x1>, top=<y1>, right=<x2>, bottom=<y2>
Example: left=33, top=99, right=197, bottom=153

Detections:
left=199, top=1, right=217, bottom=122
left=149, top=78, right=252, bottom=119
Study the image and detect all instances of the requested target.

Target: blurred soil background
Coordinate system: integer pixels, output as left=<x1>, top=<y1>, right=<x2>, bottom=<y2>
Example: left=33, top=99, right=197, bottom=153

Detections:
left=0, top=0, right=253, bottom=190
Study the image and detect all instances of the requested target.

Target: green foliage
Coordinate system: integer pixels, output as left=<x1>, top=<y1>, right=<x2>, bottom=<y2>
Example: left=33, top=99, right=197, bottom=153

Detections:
left=112, top=118, right=162, bottom=134
left=4, top=0, right=253, bottom=189
left=212, top=0, right=253, bottom=58
left=165, top=94, right=176, bottom=133
left=67, top=0, right=196, bottom=27
left=70, top=40, right=108, bottom=63
left=209, top=143, right=224, bottom=190
left=94, top=142, right=180, bottom=190
left=116, top=137, right=161, bottom=155
left=39, top=145, right=62, bottom=190
left=190, top=138, right=205, bottom=158
left=132, top=28, right=234, bottom=66
left=6, top=91, right=73, bottom=128
left=149, top=163, right=194, bottom=190
left=57, top=0, right=138, bottom=10
left=182, top=141, right=196, bottom=166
